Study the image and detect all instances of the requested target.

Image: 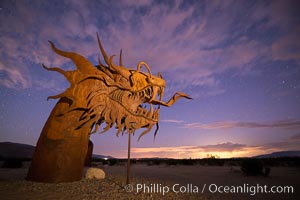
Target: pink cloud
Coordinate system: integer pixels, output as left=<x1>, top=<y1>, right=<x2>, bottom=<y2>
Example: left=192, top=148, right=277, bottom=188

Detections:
left=272, top=29, right=300, bottom=61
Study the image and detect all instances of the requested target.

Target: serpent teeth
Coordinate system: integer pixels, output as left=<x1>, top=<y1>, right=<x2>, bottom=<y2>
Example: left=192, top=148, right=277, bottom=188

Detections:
left=147, top=104, right=153, bottom=118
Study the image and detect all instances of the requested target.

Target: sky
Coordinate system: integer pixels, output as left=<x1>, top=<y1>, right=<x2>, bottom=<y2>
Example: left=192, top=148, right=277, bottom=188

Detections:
left=0, top=0, right=300, bottom=159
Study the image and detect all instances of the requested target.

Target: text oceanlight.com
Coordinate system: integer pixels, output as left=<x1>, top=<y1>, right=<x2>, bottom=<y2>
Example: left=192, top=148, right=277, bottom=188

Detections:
left=125, top=183, right=294, bottom=196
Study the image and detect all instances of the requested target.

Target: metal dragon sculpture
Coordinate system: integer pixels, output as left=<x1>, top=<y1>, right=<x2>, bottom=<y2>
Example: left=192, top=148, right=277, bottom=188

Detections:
left=27, top=34, right=191, bottom=183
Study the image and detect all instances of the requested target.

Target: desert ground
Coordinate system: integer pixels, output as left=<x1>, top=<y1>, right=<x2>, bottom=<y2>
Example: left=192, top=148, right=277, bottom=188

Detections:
left=0, top=161, right=299, bottom=200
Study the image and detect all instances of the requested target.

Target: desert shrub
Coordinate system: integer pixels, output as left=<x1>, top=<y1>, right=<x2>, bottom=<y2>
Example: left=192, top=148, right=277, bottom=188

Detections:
left=217, top=160, right=225, bottom=166
left=147, top=160, right=161, bottom=166
left=153, top=160, right=161, bottom=165
left=263, top=167, right=271, bottom=177
left=91, top=162, right=99, bottom=167
left=207, top=158, right=224, bottom=166
left=109, top=159, right=118, bottom=166
left=147, top=161, right=154, bottom=166
left=262, top=158, right=280, bottom=167
left=129, top=159, right=137, bottom=164
left=102, top=159, right=109, bottom=165
left=198, top=159, right=206, bottom=165
left=2, top=158, right=23, bottom=168
left=241, top=159, right=263, bottom=176
left=180, top=159, right=194, bottom=165
left=228, top=161, right=238, bottom=166
left=166, top=159, right=177, bottom=166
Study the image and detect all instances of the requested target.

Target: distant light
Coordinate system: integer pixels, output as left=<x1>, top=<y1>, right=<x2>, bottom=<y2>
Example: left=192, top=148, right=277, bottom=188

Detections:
left=104, top=157, right=108, bottom=160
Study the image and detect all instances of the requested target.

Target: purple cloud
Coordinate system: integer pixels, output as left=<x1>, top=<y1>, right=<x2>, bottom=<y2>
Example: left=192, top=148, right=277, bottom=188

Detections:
left=161, top=119, right=184, bottom=124
left=0, top=0, right=298, bottom=97
left=185, top=119, right=300, bottom=130
left=290, top=133, right=300, bottom=140
left=197, top=142, right=247, bottom=152
left=272, top=30, right=300, bottom=62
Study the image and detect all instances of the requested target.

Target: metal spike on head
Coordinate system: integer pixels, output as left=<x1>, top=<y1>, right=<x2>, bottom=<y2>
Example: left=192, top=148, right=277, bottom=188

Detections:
left=119, top=49, right=123, bottom=66
left=97, top=32, right=110, bottom=65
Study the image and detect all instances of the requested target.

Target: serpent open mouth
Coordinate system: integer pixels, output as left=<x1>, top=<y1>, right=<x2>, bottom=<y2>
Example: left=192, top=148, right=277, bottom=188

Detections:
left=112, top=86, right=162, bottom=122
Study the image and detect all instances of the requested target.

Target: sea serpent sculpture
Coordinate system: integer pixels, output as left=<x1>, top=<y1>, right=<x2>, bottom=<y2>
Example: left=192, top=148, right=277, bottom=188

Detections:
left=27, top=33, right=191, bottom=183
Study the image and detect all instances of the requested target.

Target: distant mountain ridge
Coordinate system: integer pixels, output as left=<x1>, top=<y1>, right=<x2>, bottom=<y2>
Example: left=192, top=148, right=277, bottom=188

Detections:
left=0, top=142, right=35, bottom=159
left=254, top=151, right=300, bottom=158
left=0, top=142, right=114, bottom=159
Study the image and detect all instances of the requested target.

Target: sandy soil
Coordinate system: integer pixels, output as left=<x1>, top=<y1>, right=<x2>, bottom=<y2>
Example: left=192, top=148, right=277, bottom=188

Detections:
left=0, top=162, right=299, bottom=199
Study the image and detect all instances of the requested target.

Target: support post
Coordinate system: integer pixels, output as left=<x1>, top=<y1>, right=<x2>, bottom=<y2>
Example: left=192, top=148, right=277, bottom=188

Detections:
left=126, top=132, right=131, bottom=185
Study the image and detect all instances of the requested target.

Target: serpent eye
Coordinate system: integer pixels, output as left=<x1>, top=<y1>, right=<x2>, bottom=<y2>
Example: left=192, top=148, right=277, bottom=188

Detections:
left=146, top=77, right=154, bottom=84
